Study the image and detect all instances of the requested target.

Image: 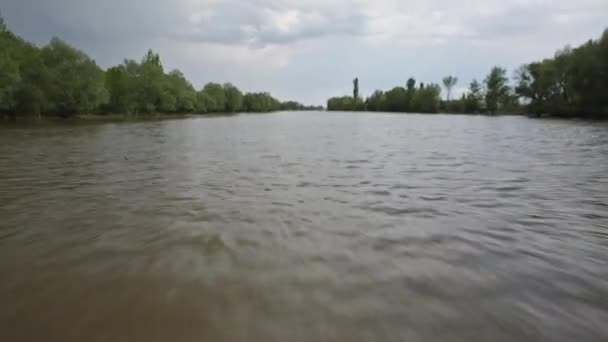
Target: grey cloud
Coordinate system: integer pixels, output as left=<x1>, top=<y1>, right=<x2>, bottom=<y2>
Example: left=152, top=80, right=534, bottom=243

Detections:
left=171, top=1, right=368, bottom=46
left=5, top=0, right=605, bottom=49
left=2, top=0, right=184, bottom=44
left=472, top=7, right=550, bottom=39
left=469, top=1, right=608, bottom=40
left=2, top=0, right=368, bottom=48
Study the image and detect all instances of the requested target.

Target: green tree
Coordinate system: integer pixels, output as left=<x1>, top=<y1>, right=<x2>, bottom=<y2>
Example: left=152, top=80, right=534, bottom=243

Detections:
left=515, top=30, right=608, bottom=118
left=411, top=83, right=441, bottom=113
left=0, top=19, right=21, bottom=116
left=162, top=69, right=197, bottom=113
left=202, top=83, right=225, bottom=112
left=243, top=92, right=281, bottom=112
left=327, top=96, right=354, bottom=111
left=136, top=49, right=165, bottom=113
left=464, top=80, right=483, bottom=113
left=105, top=65, right=130, bottom=113
left=0, top=13, right=315, bottom=118
left=14, top=43, right=48, bottom=118
left=223, top=83, right=243, bottom=113
left=406, top=78, right=416, bottom=91
left=121, top=59, right=142, bottom=114
left=384, top=87, right=407, bottom=112
left=40, top=38, right=107, bottom=116
left=353, top=77, right=359, bottom=102
left=484, top=66, right=510, bottom=114
left=405, top=77, right=417, bottom=111
left=365, top=90, right=385, bottom=112
left=195, top=90, right=213, bottom=113
left=281, top=100, right=317, bottom=111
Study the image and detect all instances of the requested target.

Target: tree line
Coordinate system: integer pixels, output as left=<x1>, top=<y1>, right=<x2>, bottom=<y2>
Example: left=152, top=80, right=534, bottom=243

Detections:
left=0, top=16, right=320, bottom=121
left=327, top=68, right=520, bottom=115
left=328, top=29, right=607, bottom=118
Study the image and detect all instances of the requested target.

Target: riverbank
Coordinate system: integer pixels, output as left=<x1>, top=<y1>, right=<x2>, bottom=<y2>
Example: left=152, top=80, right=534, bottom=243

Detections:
left=3, top=111, right=607, bottom=127
left=0, top=113, right=242, bottom=125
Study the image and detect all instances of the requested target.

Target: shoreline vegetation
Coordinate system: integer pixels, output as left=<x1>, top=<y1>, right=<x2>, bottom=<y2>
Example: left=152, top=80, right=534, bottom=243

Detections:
left=327, top=29, right=607, bottom=119
left=1, top=12, right=606, bottom=122
left=0, top=15, right=321, bottom=122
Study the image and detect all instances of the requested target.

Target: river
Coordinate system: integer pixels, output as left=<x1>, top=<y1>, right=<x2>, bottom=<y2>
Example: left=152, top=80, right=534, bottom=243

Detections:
left=1, top=112, right=607, bottom=341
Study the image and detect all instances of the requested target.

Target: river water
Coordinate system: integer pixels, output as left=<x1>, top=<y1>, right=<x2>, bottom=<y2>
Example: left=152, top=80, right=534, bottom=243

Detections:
left=1, top=112, right=607, bottom=341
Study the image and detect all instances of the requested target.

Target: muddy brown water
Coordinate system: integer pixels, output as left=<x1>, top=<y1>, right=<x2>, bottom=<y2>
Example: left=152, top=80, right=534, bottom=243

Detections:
left=1, top=112, right=607, bottom=341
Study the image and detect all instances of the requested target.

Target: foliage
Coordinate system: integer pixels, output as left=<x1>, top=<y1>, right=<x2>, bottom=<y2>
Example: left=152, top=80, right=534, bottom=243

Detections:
left=201, top=83, right=225, bottom=113
left=280, top=101, right=322, bottom=111
left=413, top=83, right=442, bottom=113
left=1, top=12, right=606, bottom=119
left=0, top=14, right=314, bottom=120
left=484, top=67, right=510, bottom=114
left=464, top=80, right=483, bottom=113
left=327, top=96, right=355, bottom=111
left=516, top=30, right=608, bottom=117
left=243, top=92, right=280, bottom=112
left=164, top=70, right=197, bottom=113
left=326, top=29, right=607, bottom=117
left=223, top=83, right=243, bottom=113
left=0, top=21, right=22, bottom=115
left=365, top=90, right=385, bottom=112
left=328, top=81, right=441, bottom=113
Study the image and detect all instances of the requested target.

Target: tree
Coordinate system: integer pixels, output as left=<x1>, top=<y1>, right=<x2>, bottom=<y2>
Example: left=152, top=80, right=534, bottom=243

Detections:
left=0, top=13, right=314, bottom=119
left=442, top=76, right=458, bottom=102
left=243, top=92, right=281, bottom=112
left=202, top=83, right=225, bottom=112
left=281, top=100, right=320, bottom=111
left=161, top=69, right=197, bottom=113
left=464, top=80, right=483, bottom=113
left=411, top=83, right=441, bottom=113
left=105, top=65, right=130, bottom=113
left=353, top=77, right=359, bottom=102
left=406, top=78, right=416, bottom=91
left=195, top=90, right=212, bottom=113
left=384, top=87, right=408, bottom=112
left=40, top=38, right=107, bottom=116
left=0, top=18, right=21, bottom=116
left=365, top=90, right=385, bottom=112
left=484, top=66, right=510, bottom=114
left=223, top=83, right=243, bottom=113
left=14, top=42, right=50, bottom=118
left=0, top=16, right=51, bottom=119
left=327, top=96, right=355, bottom=111
left=135, top=49, right=164, bottom=113
left=405, top=77, right=417, bottom=111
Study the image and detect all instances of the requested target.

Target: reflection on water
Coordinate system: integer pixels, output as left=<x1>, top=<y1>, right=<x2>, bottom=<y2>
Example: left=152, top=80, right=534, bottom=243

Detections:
left=1, top=112, right=608, bottom=341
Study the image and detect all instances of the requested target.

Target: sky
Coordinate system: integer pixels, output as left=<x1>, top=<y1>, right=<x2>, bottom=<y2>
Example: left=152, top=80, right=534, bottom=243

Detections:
left=2, top=0, right=607, bottom=105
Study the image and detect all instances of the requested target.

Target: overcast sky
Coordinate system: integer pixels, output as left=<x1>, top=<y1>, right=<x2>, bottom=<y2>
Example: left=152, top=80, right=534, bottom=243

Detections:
left=2, top=0, right=607, bottom=104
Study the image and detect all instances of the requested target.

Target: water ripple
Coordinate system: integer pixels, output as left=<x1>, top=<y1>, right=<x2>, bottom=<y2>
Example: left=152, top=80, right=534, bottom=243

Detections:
left=1, top=113, right=608, bottom=341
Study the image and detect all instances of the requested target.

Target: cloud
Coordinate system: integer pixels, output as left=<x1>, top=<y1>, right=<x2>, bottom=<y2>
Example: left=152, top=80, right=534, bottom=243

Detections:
left=4, top=0, right=606, bottom=48
left=169, top=0, right=368, bottom=46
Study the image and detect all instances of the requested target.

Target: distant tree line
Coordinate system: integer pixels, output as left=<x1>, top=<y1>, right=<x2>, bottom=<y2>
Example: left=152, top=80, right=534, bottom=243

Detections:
left=327, top=70, right=517, bottom=115
left=0, top=16, right=319, bottom=121
left=328, top=29, right=607, bottom=118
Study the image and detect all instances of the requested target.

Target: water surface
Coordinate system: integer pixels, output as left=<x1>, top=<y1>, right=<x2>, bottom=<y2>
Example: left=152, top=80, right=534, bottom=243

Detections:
left=1, top=112, right=608, bottom=341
